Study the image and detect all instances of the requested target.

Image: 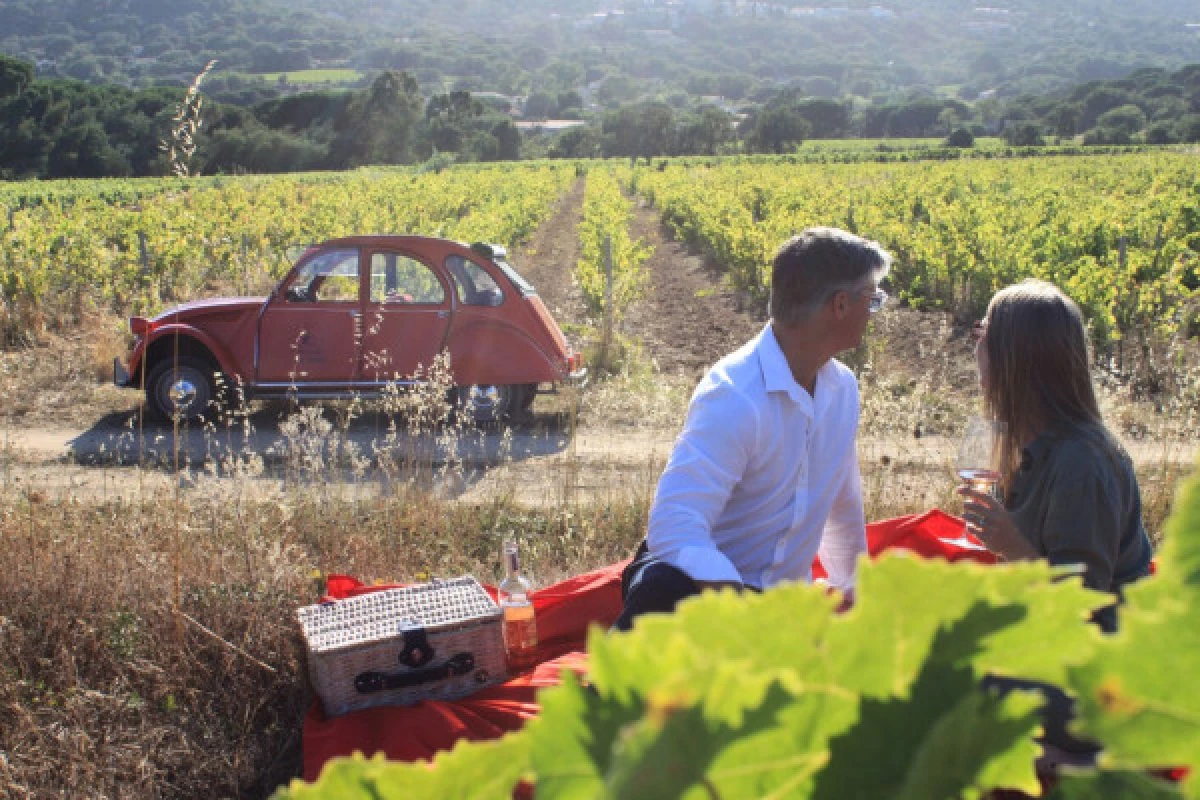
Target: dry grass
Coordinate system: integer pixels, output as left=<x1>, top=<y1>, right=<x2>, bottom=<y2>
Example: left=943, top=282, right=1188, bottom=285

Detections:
left=0, top=308, right=1197, bottom=798
left=0, top=484, right=646, bottom=799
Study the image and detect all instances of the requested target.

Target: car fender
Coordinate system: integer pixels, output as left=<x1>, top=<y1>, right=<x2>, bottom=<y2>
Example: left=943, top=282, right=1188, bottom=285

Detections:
left=139, top=324, right=244, bottom=382
left=447, top=319, right=563, bottom=386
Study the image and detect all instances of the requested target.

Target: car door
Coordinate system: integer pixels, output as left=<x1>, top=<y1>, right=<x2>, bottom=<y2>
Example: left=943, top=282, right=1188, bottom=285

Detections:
left=256, top=247, right=363, bottom=385
left=358, top=249, right=453, bottom=385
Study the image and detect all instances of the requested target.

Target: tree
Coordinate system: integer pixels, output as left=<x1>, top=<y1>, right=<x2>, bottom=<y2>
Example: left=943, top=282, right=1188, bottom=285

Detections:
left=601, top=101, right=674, bottom=159
left=48, top=119, right=130, bottom=178
left=1095, top=104, right=1147, bottom=137
left=749, top=106, right=810, bottom=153
left=884, top=99, right=945, bottom=137
left=0, top=55, right=34, bottom=101
left=1144, top=121, right=1177, bottom=145
left=524, top=91, right=557, bottom=119
left=1047, top=102, right=1082, bottom=138
left=1003, top=121, right=1045, bottom=147
left=549, top=125, right=605, bottom=159
left=1177, top=114, right=1200, bottom=144
left=944, top=128, right=974, bottom=148
left=1079, top=86, right=1133, bottom=129
left=795, top=98, right=849, bottom=139
left=330, top=70, right=424, bottom=167
left=675, top=105, right=734, bottom=155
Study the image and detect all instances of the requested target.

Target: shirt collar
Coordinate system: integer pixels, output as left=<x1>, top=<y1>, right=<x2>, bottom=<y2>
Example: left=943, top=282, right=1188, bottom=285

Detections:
left=757, top=323, right=817, bottom=406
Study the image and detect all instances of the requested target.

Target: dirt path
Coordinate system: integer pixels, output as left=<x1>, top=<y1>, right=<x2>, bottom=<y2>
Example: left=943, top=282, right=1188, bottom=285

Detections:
left=623, top=197, right=767, bottom=378
left=511, top=175, right=590, bottom=346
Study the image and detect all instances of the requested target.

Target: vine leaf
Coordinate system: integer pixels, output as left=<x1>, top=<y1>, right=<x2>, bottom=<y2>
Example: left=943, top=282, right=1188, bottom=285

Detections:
left=1045, top=770, right=1185, bottom=799
left=271, top=729, right=529, bottom=800
left=813, top=604, right=1042, bottom=800
left=1069, top=463, right=1200, bottom=798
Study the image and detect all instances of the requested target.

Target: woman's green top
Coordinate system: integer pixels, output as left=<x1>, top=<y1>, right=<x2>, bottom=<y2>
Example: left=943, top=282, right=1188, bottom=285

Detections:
left=1006, top=424, right=1153, bottom=613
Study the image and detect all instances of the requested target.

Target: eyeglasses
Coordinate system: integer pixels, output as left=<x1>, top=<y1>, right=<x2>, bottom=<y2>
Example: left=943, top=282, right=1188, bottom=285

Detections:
left=866, top=287, right=888, bottom=314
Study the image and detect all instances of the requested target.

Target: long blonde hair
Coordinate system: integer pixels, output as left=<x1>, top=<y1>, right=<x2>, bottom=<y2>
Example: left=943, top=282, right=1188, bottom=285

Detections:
left=982, top=280, right=1116, bottom=488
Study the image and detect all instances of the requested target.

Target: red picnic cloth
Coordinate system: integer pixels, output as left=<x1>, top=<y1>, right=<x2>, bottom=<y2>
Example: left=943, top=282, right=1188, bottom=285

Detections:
left=301, top=510, right=993, bottom=781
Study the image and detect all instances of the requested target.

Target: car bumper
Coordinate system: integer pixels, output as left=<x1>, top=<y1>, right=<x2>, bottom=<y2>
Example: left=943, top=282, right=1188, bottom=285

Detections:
left=566, top=367, right=588, bottom=389
left=114, top=357, right=131, bottom=387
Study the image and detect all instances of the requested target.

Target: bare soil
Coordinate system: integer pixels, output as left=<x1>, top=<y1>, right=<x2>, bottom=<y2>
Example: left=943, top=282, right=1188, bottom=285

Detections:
left=623, top=197, right=768, bottom=380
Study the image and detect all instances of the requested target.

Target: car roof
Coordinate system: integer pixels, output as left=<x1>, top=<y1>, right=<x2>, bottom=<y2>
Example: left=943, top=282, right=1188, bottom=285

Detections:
left=316, top=234, right=476, bottom=255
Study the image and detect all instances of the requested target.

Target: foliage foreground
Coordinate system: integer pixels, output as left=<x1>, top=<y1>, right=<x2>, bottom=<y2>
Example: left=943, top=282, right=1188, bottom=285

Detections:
left=277, top=462, right=1200, bottom=799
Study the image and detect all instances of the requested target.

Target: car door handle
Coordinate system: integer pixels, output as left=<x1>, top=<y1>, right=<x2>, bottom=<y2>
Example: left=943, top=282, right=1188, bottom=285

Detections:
left=348, top=310, right=362, bottom=318
left=437, top=311, right=449, bottom=319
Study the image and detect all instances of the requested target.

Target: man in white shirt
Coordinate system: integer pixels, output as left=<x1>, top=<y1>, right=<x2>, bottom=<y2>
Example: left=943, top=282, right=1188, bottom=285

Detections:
left=613, top=227, right=891, bottom=631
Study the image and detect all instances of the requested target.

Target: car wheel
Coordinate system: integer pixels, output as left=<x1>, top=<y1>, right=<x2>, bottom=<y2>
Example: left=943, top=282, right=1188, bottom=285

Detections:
left=455, top=384, right=521, bottom=426
left=519, top=383, right=537, bottom=414
left=145, top=357, right=218, bottom=423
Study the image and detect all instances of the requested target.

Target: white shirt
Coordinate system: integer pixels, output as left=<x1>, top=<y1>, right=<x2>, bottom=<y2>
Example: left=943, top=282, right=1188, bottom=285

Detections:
left=647, top=323, right=867, bottom=590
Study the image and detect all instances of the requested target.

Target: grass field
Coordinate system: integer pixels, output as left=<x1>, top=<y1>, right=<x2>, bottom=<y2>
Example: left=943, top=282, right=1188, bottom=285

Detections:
left=796, top=136, right=1009, bottom=151
left=249, top=68, right=362, bottom=84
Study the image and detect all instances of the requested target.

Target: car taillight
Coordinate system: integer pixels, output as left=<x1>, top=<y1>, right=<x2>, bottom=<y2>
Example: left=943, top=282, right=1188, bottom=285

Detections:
left=129, top=316, right=151, bottom=336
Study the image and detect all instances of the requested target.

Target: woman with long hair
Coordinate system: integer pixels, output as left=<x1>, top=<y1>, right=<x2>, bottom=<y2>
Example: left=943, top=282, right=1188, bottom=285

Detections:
left=959, top=279, right=1154, bottom=629
left=962, top=279, right=1156, bottom=772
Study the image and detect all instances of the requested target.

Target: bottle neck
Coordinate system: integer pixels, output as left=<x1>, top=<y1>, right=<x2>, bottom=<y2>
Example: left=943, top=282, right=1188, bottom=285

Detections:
left=505, top=549, right=520, bottom=579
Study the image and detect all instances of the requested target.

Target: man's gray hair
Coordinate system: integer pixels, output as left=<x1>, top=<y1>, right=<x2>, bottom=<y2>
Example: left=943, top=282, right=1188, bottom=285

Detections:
left=768, top=227, right=892, bottom=325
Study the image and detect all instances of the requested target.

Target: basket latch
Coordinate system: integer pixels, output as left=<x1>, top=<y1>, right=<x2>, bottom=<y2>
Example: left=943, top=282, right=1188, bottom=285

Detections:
left=398, top=627, right=434, bottom=668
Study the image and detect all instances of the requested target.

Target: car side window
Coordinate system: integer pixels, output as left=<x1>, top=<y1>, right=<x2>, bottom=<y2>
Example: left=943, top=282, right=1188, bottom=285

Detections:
left=370, top=253, right=446, bottom=305
left=286, top=249, right=360, bottom=303
left=445, top=255, right=505, bottom=307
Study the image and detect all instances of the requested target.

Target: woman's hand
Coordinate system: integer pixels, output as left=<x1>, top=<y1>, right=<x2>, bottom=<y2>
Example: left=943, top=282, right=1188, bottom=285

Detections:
left=956, top=486, right=1040, bottom=561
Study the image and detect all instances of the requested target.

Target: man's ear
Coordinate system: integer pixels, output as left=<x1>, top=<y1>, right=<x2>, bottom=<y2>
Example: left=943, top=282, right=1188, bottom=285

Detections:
left=830, top=288, right=849, bottom=319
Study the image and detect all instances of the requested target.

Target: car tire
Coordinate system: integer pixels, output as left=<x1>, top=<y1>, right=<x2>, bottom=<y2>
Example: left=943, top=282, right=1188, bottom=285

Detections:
left=455, top=384, right=522, bottom=427
left=519, top=383, right=537, bottom=415
left=145, top=357, right=219, bottom=423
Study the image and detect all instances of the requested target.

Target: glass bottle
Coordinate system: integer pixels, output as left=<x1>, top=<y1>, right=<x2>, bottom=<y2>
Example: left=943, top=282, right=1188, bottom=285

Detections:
left=497, top=538, right=538, bottom=671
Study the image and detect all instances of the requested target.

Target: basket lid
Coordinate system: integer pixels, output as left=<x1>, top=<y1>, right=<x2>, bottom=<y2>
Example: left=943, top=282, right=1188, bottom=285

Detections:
left=297, top=575, right=500, bottom=653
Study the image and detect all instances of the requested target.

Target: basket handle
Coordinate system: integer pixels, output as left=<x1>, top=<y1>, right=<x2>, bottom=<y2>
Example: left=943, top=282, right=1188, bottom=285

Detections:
left=354, top=652, right=475, bottom=694
left=399, top=628, right=435, bottom=668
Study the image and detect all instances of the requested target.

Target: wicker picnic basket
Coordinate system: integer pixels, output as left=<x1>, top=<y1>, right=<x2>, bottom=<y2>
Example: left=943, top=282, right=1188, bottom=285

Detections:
left=297, top=576, right=508, bottom=717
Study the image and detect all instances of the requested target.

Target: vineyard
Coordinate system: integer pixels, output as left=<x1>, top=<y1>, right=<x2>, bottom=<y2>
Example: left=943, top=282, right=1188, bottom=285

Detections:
left=2, top=152, right=1197, bottom=353
left=634, top=153, right=1200, bottom=345
left=1, top=150, right=1198, bottom=798
left=0, top=164, right=574, bottom=341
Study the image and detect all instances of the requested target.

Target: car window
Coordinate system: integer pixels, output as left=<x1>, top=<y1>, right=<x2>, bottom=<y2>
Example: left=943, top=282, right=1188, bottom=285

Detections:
left=445, top=255, right=505, bottom=307
left=370, top=253, right=446, bottom=305
left=287, top=248, right=360, bottom=303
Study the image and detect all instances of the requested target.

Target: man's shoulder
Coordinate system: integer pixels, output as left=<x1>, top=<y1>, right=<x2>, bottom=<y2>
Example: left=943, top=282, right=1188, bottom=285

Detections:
left=824, top=357, right=860, bottom=394
left=705, top=336, right=769, bottom=391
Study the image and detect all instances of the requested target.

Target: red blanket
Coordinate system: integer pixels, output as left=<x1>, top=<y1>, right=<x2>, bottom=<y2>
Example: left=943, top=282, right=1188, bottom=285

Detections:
left=302, top=510, right=994, bottom=781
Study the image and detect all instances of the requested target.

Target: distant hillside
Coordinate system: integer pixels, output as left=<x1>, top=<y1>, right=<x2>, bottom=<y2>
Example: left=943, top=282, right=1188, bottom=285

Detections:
left=1, top=0, right=1197, bottom=108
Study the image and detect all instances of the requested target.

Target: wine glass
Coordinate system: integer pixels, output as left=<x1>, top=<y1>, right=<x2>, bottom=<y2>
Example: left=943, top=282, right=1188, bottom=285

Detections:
left=947, top=417, right=1007, bottom=549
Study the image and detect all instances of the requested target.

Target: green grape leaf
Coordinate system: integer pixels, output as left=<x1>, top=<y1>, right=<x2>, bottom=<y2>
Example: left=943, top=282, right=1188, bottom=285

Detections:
left=539, top=556, right=1105, bottom=800
left=1045, top=770, right=1185, bottom=799
left=826, top=556, right=1108, bottom=693
left=271, top=730, right=530, bottom=800
left=603, top=681, right=792, bottom=799
left=1158, top=454, right=1200, bottom=590
left=811, top=605, right=1043, bottom=800
left=1068, top=462, right=1200, bottom=793
left=527, top=669, right=648, bottom=798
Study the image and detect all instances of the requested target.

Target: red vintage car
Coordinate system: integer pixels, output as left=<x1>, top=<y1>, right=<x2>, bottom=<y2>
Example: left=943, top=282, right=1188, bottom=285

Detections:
left=114, top=236, right=586, bottom=424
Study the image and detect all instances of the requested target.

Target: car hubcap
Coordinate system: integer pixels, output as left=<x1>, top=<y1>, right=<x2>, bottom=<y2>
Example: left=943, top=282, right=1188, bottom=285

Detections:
left=467, top=385, right=501, bottom=412
left=169, top=377, right=198, bottom=411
